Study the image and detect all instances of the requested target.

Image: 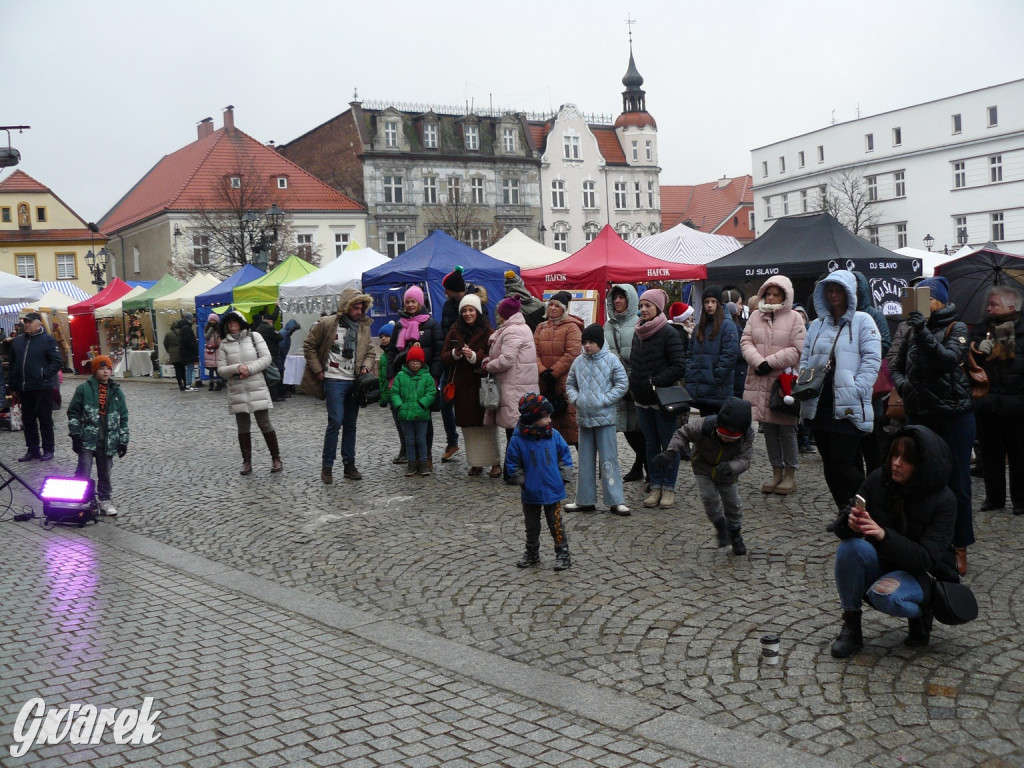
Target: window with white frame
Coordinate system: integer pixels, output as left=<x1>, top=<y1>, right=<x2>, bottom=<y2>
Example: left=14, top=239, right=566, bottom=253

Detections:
left=56, top=253, right=76, bottom=279
left=230, top=176, right=241, bottom=188
left=631, top=141, right=638, bottom=162
left=16, top=255, right=35, bottom=279
left=502, top=127, right=517, bottom=153
left=385, top=231, right=406, bottom=258
left=894, top=171, right=905, bottom=198
left=866, top=175, right=878, bottom=202
left=782, top=193, right=789, bottom=216
left=563, top=134, right=580, bottom=160
left=865, top=133, right=874, bottom=152
left=464, top=125, right=479, bottom=150
left=955, top=216, right=967, bottom=244
left=764, top=196, right=772, bottom=219
left=634, top=181, right=642, bottom=209
left=133, top=245, right=140, bottom=273
left=423, top=123, right=438, bottom=149
left=645, top=140, right=652, bottom=161
left=779, top=156, right=786, bottom=173
left=384, top=121, right=399, bottom=148
left=192, top=235, right=210, bottom=266
left=582, top=180, right=596, bottom=209
left=987, top=106, right=998, bottom=127
left=819, top=185, right=827, bottom=206
left=423, top=176, right=437, bottom=204
left=761, top=160, right=768, bottom=177
left=990, top=155, right=1003, bottom=182
left=896, top=223, right=907, bottom=249
left=647, top=181, right=655, bottom=209
left=383, top=175, right=403, bottom=203
left=470, top=177, right=485, bottom=205
left=867, top=226, right=879, bottom=246
left=801, top=189, right=808, bottom=212
left=817, top=145, right=824, bottom=163
left=953, top=162, right=966, bottom=188
left=952, top=114, right=962, bottom=134
left=798, top=151, right=805, bottom=168
left=296, top=234, right=313, bottom=259
left=584, top=223, right=599, bottom=243
left=992, top=212, right=1005, bottom=241
left=553, top=231, right=568, bottom=252
left=334, top=233, right=350, bottom=257
left=614, top=182, right=628, bottom=210
left=277, top=177, right=288, bottom=189
left=551, top=179, right=566, bottom=209
left=892, top=127, right=902, bottom=146
left=447, top=176, right=462, bottom=204
left=617, top=223, right=629, bottom=239
left=502, top=178, right=519, bottom=205
left=466, top=229, right=487, bottom=250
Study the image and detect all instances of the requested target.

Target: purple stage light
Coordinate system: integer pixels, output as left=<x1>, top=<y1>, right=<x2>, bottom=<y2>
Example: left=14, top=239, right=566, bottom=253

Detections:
left=40, top=477, right=93, bottom=503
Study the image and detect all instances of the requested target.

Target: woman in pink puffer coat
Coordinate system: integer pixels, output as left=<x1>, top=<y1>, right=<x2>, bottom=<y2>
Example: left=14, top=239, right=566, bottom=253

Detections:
left=483, top=296, right=539, bottom=436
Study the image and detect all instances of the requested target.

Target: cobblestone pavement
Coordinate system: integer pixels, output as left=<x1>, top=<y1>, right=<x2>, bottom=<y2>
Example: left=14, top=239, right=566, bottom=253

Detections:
left=2, top=376, right=1022, bottom=767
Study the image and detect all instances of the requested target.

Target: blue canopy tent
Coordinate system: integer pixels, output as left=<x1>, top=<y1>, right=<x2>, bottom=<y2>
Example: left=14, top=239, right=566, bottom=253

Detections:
left=361, top=230, right=519, bottom=333
left=193, top=264, right=266, bottom=379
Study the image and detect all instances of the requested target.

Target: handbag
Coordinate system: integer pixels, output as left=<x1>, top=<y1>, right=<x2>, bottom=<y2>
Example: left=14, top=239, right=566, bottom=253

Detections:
left=791, top=328, right=842, bottom=402
left=872, top=359, right=894, bottom=399
left=769, top=378, right=801, bottom=416
left=884, top=388, right=905, bottom=421
left=442, top=379, right=456, bottom=403
left=929, top=574, right=979, bottom=625
left=965, top=346, right=989, bottom=399
left=479, top=374, right=501, bottom=411
left=263, top=361, right=281, bottom=386
left=655, top=385, right=691, bottom=414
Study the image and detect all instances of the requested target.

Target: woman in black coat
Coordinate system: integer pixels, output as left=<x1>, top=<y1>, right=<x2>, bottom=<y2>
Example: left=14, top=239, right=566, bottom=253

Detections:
left=829, top=425, right=957, bottom=658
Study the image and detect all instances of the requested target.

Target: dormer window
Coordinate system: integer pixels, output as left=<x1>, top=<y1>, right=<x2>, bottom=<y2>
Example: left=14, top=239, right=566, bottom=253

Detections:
left=423, top=122, right=438, bottom=149
left=563, top=134, right=581, bottom=160
left=384, top=121, right=399, bottom=148
left=277, top=177, right=288, bottom=189
left=502, top=127, right=517, bottom=153
left=464, top=124, right=479, bottom=151
left=230, top=176, right=241, bottom=188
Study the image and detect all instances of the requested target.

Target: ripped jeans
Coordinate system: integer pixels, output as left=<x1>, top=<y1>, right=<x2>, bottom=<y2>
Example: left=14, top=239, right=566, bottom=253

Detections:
left=834, top=538, right=926, bottom=617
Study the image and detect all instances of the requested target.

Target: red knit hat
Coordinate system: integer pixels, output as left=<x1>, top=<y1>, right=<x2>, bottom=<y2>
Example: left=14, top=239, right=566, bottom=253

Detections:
left=406, top=345, right=426, bottom=365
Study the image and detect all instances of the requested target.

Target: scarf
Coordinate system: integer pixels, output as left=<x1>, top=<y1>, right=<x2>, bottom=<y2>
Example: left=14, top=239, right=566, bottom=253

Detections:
left=397, top=312, right=430, bottom=349
left=758, top=301, right=784, bottom=314
left=339, top=314, right=359, bottom=357
left=519, top=422, right=553, bottom=440
left=635, top=313, right=668, bottom=341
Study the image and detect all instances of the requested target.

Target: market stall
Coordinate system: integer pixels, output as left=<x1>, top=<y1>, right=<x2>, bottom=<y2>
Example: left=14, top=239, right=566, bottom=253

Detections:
left=121, top=274, right=183, bottom=353
left=483, top=228, right=565, bottom=270
left=93, top=285, right=148, bottom=360
left=66, top=278, right=134, bottom=374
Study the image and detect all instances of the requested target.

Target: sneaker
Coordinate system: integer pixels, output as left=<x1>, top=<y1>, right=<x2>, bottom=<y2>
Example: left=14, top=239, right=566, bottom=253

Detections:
left=565, top=503, right=596, bottom=512
left=441, top=445, right=460, bottom=462
left=553, top=551, right=572, bottom=571
left=610, top=505, right=631, bottom=516
left=99, top=500, right=118, bottom=517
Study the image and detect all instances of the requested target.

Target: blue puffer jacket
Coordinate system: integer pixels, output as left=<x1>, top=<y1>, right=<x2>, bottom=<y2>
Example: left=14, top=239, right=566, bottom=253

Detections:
left=8, top=329, right=61, bottom=391
left=566, top=347, right=628, bottom=428
left=800, top=270, right=882, bottom=432
left=685, top=313, right=740, bottom=407
left=505, top=425, right=573, bottom=505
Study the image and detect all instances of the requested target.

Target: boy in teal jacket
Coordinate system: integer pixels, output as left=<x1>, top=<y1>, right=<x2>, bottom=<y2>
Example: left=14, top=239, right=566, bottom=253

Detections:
left=67, top=356, right=130, bottom=516
left=390, top=344, right=436, bottom=476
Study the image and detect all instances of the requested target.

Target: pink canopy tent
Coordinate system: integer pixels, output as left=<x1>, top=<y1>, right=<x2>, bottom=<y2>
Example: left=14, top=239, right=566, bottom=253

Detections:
left=522, top=225, right=706, bottom=318
left=67, top=278, right=134, bottom=373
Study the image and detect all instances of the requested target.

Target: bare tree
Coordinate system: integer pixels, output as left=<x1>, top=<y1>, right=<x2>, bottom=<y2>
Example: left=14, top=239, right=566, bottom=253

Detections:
left=816, top=168, right=880, bottom=237
left=423, top=189, right=491, bottom=248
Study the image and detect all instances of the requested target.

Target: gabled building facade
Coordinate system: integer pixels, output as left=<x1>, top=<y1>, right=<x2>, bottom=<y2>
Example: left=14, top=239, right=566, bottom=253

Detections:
left=660, top=175, right=755, bottom=243
left=0, top=170, right=108, bottom=294
left=99, top=107, right=367, bottom=281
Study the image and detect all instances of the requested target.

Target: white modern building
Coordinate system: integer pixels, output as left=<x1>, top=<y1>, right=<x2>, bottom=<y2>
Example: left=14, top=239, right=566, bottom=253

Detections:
left=751, top=78, right=1024, bottom=255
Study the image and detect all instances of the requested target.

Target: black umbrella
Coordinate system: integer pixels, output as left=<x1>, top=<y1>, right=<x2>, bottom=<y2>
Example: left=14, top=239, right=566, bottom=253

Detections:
left=935, top=245, right=1024, bottom=326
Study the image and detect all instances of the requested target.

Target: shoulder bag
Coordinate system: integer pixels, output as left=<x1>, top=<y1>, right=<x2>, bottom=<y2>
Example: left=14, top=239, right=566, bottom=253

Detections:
left=654, top=382, right=691, bottom=415
left=479, top=374, right=501, bottom=411
left=940, top=323, right=989, bottom=399
left=884, top=388, right=906, bottom=421
left=928, top=573, right=979, bottom=625
left=791, top=327, right=842, bottom=402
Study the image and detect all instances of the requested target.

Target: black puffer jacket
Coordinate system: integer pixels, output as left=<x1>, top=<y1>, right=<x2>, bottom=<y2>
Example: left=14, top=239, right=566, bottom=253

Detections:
left=970, top=310, right=1024, bottom=416
left=628, top=322, right=687, bottom=406
left=833, top=425, right=958, bottom=583
left=890, top=304, right=971, bottom=419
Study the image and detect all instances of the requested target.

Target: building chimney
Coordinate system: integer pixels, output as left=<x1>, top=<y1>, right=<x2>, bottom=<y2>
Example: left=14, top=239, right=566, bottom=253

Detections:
left=223, top=105, right=235, bottom=133
left=197, top=117, right=214, bottom=140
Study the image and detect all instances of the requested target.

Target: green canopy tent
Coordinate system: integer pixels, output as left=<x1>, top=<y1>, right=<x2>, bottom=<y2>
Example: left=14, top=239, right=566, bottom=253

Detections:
left=226, top=256, right=319, bottom=318
left=121, top=274, right=182, bottom=312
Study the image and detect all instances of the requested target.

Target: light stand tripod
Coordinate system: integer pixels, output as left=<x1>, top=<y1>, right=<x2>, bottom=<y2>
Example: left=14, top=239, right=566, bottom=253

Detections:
left=0, top=458, right=42, bottom=521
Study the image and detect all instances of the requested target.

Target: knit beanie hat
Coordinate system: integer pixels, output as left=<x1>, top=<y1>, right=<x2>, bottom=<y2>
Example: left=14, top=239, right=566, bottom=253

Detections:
left=725, top=301, right=741, bottom=318
left=443, top=266, right=466, bottom=293
left=581, top=323, right=605, bottom=348
left=640, top=288, right=667, bottom=313
left=518, top=392, right=553, bottom=424
left=497, top=295, right=522, bottom=320
left=459, top=293, right=482, bottom=314
left=207, top=313, right=220, bottom=324
left=379, top=321, right=395, bottom=337
left=405, top=345, right=426, bottom=365
left=548, top=291, right=572, bottom=311
left=703, top=286, right=724, bottom=304
left=404, top=285, right=425, bottom=307
left=90, top=355, right=114, bottom=374
left=917, top=276, right=949, bottom=305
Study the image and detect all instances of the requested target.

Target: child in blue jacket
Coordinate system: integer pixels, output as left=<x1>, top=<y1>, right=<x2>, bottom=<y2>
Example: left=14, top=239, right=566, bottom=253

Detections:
left=505, top=393, right=574, bottom=571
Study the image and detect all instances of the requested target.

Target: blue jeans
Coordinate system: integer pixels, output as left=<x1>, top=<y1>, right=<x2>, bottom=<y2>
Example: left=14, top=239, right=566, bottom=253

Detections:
left=322, top=378, right=359, bottom=468
left=185, top=363, right=195, bottom=387
left=834, top=538, right=926, bottom=616
left=402, top=420, right=429, bottom=462
left=576, top=425, right=624, bottom=507
left=636, top=406, right=680, bottom=490
left=75, top=449, right=113, bottom=501
left=910, top=410, right=975, bottom=548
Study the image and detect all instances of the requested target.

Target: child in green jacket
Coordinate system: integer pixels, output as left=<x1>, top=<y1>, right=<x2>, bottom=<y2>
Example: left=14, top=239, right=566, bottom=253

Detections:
left=390, top=344, right=436, bottom=476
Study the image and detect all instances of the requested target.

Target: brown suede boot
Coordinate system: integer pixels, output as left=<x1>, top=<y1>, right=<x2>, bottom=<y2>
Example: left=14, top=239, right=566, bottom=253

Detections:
left=263, top=430, right=283, bottom=473
left=761, top=466, right=783, bottom=493
left=238, top=432, right=252, bottom=475
left=774, top=467, right=796, bottom=495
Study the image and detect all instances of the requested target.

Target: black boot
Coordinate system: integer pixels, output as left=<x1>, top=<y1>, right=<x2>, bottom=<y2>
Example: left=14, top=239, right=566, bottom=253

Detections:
left=516, top=548, right=540, bottom=568
left=728, top=527, right=747, bottom=556
left=830, top=610, right=863, bottom=658
left=713, top=519, right=729, bottom=548
left=263, top=430, right=283, bottom=473
left=553, top=547, right=572, bottom=571
left=905, top=609, right=933, bottom=647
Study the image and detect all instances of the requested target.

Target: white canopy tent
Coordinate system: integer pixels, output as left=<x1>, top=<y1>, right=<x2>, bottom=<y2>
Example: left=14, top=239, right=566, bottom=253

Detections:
left=894, top=247, right=951, bottom=278
left=0, top=272, right=44, bottom=304
left=151, top=273, right=220, bottom=364
left=94, top=286, right=149, bottom=318
left=278, top=247, right=388, bottom=315
left=483, top=228, right=565, bottom=269
left=632, top=223, right=742, bottom=264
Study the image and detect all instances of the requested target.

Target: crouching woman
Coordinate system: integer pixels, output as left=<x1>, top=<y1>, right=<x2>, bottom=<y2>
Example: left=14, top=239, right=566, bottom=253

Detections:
left=829, top=424, right=958, bottom=658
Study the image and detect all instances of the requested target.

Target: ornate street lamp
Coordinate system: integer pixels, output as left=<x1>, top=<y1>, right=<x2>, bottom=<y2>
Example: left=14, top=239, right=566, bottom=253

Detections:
left=240, top=205, right=286, bottom=269
left=923, top=233, right=934, bottom=251
left=84, top=247, right=111, bottom=290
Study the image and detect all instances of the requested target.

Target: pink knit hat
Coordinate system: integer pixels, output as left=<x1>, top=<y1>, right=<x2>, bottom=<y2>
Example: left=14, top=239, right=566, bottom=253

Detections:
left=404, top=285, right=424, bottom=306
left=497, top=295, right=521, bottom=320
left=640, top=288, right=667, bottom=313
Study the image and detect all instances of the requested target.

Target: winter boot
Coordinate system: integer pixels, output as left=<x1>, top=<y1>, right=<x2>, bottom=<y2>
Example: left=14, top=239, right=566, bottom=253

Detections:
left=392, top=451, right=407, bottom=465
left=238, top=433, right=253, bottom=476
left=404, top=461, right=419, bottom=477
left=659, top=489, right=675, bottom=508
left=215, top=381, right=225, bottom=391
left=728, top=527, right=747, bottom=555
left=643, top=487, right=662, bottom=508
left=774, top=467, right=796, bottom=495
left=553, top=547, right=572, bottom=571
left=905, top=609, right=934, bottom=647
left=419, top=460, right=432, bottom=476
left=623, top=457, right=645, bottom=482
left=343, top=463, right=363, bottom=480
left=321, top=466, right=333, bottom=484
left=713, top=519, right=729, bottom=548
left=263, top=430, right=283, bottom=473
left=208, top=380, right=215, bottom=391
left=830, top=610, right=864, bottom=658
left=516, top=548, right=540, bottom=568
left=761, top=466, right=784, bottom=493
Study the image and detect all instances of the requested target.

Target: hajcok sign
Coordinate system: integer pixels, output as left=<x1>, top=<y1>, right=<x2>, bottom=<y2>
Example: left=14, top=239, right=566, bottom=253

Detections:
left=9, top=697, right=162, bottom=757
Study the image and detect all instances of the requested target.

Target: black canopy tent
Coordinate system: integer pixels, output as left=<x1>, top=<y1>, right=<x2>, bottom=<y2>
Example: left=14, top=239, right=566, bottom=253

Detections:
left=704, top=213, right=921, bottom=316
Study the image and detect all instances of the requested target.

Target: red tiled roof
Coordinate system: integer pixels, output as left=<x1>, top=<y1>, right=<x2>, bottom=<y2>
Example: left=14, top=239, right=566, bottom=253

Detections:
left=0, top=228, right=103, bottom=243
left=591, top=126, right=627, bottom=165
left=0, top=169, right=50, bottom=193
left=99, top=125, right=365, bottom=234
left=660, top=176, right=754, bottom=233
left=528, top=123, right=551, bottom=153
left=613, top=112, right=657, bottom=130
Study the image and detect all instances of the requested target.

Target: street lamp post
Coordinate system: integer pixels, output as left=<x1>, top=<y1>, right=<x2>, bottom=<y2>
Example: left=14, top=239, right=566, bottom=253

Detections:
left=240, top=204, right=286, bottom=269
left=84, top=247, right=111, bottom=291
left=923, top=233, right=934, bottom=251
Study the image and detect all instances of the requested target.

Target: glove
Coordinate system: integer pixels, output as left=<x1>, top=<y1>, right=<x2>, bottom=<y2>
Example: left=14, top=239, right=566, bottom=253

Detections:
left=652, top=450, right=676, bottom=471
left=906, top=311, right=926, bottom=331
left=714, top=462, right=735, bottom=482
left=117, top=443, right=128, bottom=458
left=71, top=435, right=83, bottom=454
left=539, top=368, right=555, bottom=384
left=976, top=338, right=994, bottom=356
left=756, top=361, right=772, bottom=376
left=679, top=446, right=693, bottom=463
left=510, top=470, right=526, bottom=487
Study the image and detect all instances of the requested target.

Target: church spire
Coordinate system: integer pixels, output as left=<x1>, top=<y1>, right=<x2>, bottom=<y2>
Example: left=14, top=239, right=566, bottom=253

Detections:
left=621, top=16, right=646, bottom=114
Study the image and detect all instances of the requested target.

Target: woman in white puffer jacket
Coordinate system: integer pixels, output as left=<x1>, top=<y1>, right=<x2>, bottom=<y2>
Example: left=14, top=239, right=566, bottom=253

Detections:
left=216, top=311, right=281, bottom=475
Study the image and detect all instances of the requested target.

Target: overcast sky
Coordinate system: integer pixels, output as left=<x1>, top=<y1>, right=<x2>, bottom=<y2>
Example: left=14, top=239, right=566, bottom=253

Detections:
left=5, top=0, right=1024, bottom=224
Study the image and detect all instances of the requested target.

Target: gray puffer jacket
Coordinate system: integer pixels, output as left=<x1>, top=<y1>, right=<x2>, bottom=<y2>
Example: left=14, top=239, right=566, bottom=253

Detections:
left=216, top=329, right=273, bottom=414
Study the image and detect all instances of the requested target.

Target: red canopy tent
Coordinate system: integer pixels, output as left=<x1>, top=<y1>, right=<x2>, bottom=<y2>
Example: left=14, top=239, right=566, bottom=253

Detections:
left=67, top=277, right=133, bottom=373
left=522, top=225, right=706, bottom=318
